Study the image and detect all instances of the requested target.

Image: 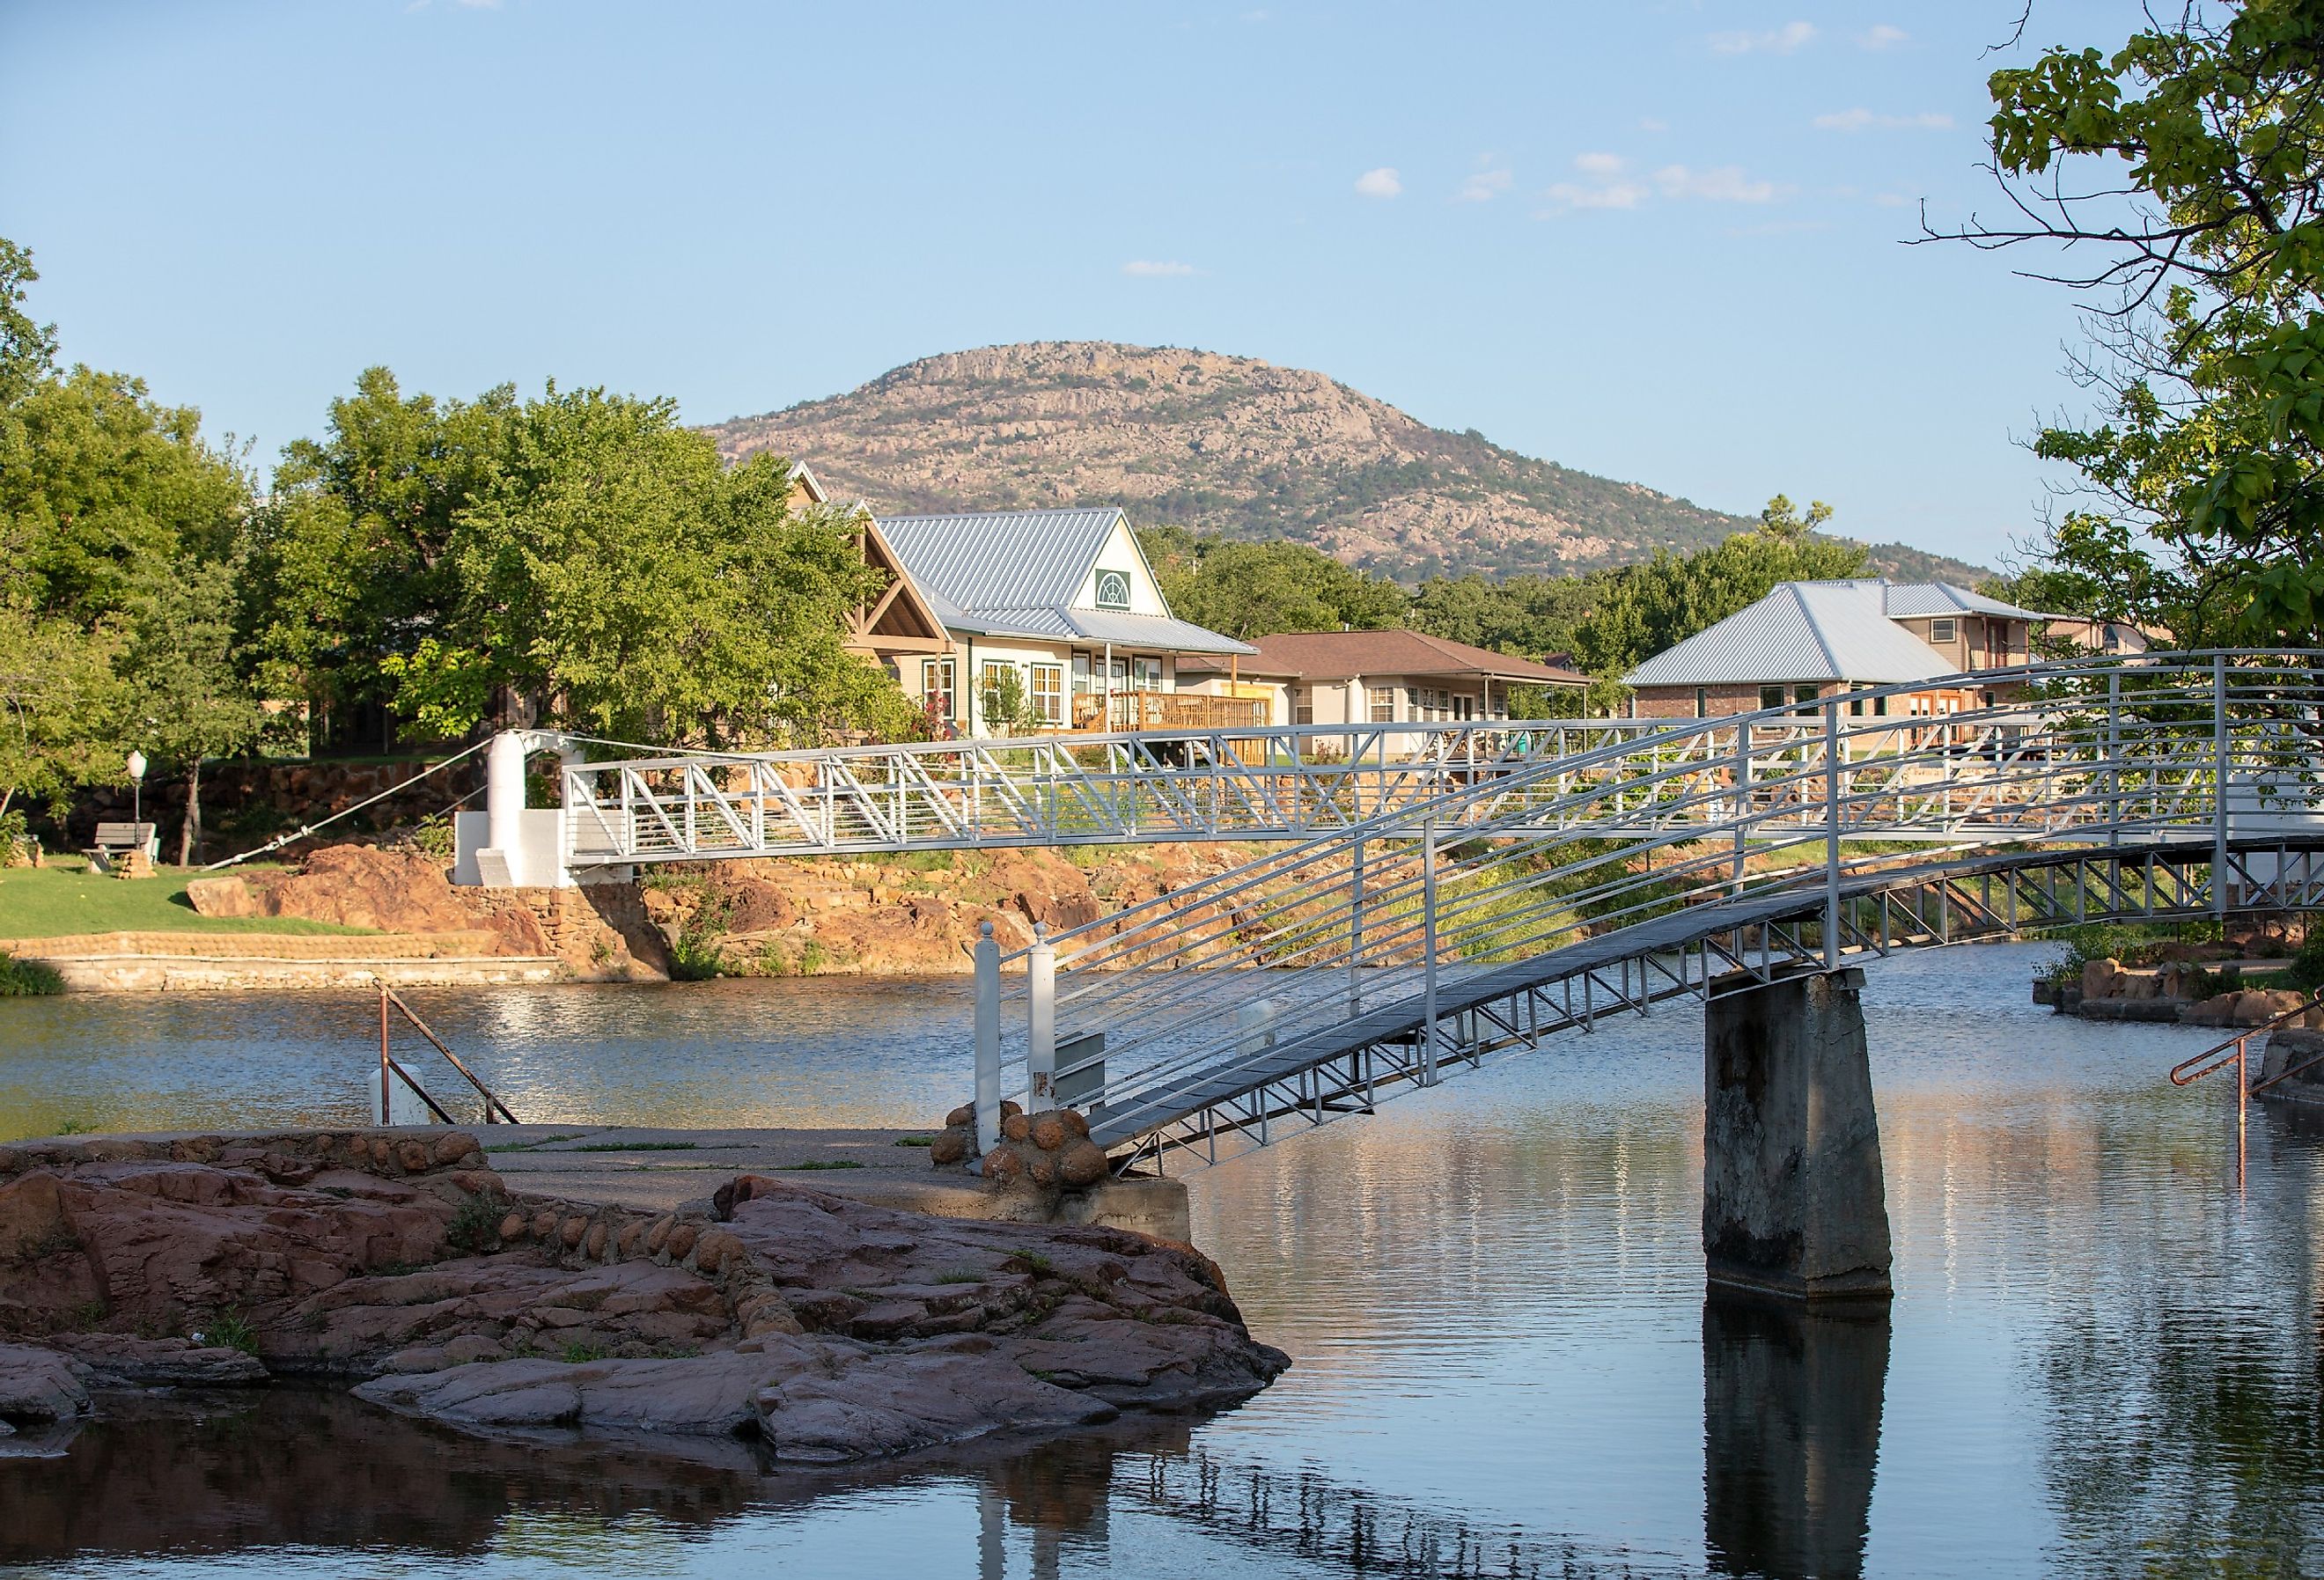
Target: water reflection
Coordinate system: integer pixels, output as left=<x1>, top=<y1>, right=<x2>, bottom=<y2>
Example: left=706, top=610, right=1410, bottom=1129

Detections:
left=11, top=1386, right=1701, bottom=1579
left=1702, top=1297, right=1888, bottom=1579
left=5, top=945, right=2324, bottom=1576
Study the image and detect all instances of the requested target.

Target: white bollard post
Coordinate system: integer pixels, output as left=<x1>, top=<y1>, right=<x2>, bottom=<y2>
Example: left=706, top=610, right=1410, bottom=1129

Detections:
left=483, top=729, right=527, bottom=887
left=974, top=921, right=1002, bottom=1158
left=1028, top=922, right=1055, bottom=1107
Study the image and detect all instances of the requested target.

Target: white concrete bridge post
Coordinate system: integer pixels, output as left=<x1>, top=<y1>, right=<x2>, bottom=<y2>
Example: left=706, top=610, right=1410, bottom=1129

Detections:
left=1027, top=922, right=1055, bottom=1106
left=973, top=922, right=1002, bottom=1160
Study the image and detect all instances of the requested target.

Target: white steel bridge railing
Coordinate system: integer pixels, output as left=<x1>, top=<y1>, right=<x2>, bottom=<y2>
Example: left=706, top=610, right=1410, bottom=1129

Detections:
left=957, top=654, right=2324, bottom=1166
left=559, top=718, right=1722, bottom=862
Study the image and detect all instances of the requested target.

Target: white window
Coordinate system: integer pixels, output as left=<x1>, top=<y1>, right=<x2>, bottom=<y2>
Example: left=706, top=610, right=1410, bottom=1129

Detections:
left=1930, top=617, right=1957, bottom=644
left=920, top=658, right=957, bottom=723
left=1368, top=686, right=1395, bottom=724
left=1029, top=664, right=1064, bottom=724
left=1094, top=570, right=1132, bottom=611
left=1130, top=656, right=1163, bottom=690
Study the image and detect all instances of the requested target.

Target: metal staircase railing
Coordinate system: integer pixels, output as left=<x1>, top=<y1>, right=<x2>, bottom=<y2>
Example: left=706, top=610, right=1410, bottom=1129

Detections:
left=374, top=983, right=518, bottom=1126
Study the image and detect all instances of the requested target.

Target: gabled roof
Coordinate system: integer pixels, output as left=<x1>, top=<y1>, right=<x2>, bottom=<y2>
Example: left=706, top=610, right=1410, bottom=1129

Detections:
left=1624, top=582, right=1957, bottom=688
left=1185, top=629, right=1588, bottom=686
left=878, top=508, right=1137, bottom=614
left=875, top=507, right=1255, bottom=656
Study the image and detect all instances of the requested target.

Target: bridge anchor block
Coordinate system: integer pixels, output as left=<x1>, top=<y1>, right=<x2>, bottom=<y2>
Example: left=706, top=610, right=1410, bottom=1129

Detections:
left=1703, top=966, right=1893, bottom=1302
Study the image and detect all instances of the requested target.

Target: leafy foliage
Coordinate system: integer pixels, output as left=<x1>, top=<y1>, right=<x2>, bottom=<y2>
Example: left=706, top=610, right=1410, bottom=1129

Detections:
left=0, top=949, right=64, bottom=996
left=1947, top=2, right=2324, bottom=643
left=1139, top=526, right=1405, bottom=639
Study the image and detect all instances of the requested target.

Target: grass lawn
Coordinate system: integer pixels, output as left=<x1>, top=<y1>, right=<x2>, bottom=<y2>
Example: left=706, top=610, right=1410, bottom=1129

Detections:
left=0, top=860, right=376, bottom=938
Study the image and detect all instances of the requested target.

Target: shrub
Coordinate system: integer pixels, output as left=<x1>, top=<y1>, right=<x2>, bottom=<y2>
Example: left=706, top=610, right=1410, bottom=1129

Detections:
left=2282, top=929, right=2324, bottom=993
left=0, top=952, right=64, bottom=996
left=445, top=1192, right=511, bottom=1256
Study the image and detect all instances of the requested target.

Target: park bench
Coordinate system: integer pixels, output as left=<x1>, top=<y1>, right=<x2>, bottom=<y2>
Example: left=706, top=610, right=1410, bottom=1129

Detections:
left=88, top=821, right=158, bottom=878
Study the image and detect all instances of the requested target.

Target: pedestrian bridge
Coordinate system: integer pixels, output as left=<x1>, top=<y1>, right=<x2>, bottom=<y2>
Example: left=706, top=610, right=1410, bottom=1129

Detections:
left=484, top=653, right=2324, bottom=1169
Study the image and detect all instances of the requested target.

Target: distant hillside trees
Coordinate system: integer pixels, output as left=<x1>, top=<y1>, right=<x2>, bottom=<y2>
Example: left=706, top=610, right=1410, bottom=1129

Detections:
left=1148, top=496, right=1864, bottom=696
left=1138, top=526, right=1405, bottom=639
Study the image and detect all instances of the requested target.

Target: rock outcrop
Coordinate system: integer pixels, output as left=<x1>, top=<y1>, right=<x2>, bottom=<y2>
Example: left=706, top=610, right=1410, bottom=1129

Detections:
left=0, top=1129, right=1286, bottom=1464
left=183, top=845, right=666, bottom=981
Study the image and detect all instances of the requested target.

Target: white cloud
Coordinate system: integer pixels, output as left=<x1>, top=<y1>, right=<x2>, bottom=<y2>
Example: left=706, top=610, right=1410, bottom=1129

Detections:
left=1857, top=24, right=1909, bottom=50
left=1638, top=117, right=1670, bottom=133
left=1813, top=107, right=1953, bottom=132
left=1708, top=20, right=1815, bottom=55
left=1539, top=153, right=1646, bottom=211
left=1122, top=260, right=1197, bottom=277
left=1354, top=166, right=1403, bottom=198
left=1454, top=168, right=1514, bottom=202
left=1654, top=163, right=1779, bottom=202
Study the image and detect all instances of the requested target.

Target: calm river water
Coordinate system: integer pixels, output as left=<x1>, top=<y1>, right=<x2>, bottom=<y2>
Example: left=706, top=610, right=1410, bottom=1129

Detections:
left=3, top=943, right=2320, bottom=1577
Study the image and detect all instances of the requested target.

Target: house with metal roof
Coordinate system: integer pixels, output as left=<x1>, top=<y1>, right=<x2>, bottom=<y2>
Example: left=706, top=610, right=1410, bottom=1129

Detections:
left=873, top=507, right=1258, bottom=737
left=1180, top=629, right=1590, bottom=728
left=1622, top=580, right=2051, bottom=719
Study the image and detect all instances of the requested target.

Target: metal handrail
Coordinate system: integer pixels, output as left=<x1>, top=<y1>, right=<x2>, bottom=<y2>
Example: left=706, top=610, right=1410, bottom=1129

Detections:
left=376, top=983, right=519, bottom=1125
left=2168, top=995, right=2321, bottom=1085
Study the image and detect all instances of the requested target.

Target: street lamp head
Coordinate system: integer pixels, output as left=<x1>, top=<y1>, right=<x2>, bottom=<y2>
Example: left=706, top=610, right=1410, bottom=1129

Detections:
left=126, top=749, right=148, bottom=783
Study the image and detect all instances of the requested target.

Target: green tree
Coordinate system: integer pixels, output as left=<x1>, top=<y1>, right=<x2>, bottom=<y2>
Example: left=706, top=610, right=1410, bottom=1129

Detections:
left=1139, top=527, right=1406, bottom=638
left=0, top=238, right=58, bottom=423
left=381, top=384, right=907, bottom=746
left=0, top=236, right=253, bottom=834
left=1408, top=572, right=1597, bottom=661
left=1938, top=2, right=2324, bottom=643
left=1570, top=501, right=1865, bottom=677
left=239, top=368, right=513, bottom=745
left=120, top=560, right=267, bottom=862
left=0, top=595, right=123, bottom=825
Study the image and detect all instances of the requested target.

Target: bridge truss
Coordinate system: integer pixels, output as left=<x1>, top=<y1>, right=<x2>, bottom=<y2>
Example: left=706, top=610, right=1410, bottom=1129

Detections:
left=941, top=654, right=2324, bottom=1170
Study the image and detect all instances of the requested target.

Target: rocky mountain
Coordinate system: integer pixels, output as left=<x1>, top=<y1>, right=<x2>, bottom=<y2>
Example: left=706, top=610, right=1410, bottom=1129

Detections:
left=709, top=342, right=1987, bottom=584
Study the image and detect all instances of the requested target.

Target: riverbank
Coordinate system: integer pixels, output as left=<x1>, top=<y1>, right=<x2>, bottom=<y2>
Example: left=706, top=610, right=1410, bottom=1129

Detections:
left=0, top=1125, right=1265, bottom=1467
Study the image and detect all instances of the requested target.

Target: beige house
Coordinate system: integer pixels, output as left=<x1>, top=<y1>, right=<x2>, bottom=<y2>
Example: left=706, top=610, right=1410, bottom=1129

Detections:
left=1181, top=630, right=1590, bottom=727
left=870, top=508, right=1259, bottom=738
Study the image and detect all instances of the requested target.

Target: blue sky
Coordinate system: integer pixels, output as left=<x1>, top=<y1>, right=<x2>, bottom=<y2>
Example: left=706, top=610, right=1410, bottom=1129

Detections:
left=3, top=2, right=2142, bottom=568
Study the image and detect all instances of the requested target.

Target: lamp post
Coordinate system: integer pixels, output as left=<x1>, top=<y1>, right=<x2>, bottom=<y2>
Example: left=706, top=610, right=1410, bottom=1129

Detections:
left=126, top=750, right=147, bottom=827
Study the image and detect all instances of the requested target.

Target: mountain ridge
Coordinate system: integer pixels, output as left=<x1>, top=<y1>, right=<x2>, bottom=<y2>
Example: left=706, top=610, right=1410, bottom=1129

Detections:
left=707, top=342, right=1987, bottom=585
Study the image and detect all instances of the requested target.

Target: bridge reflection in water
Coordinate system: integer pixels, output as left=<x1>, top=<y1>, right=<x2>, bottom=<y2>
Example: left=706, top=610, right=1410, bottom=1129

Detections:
left=4, top=1366, right=1896, bottom=1580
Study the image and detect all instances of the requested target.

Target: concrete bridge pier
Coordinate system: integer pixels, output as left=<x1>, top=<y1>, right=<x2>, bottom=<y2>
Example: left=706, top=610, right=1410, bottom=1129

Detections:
left=1702, top=966, right=1894, bottom=1302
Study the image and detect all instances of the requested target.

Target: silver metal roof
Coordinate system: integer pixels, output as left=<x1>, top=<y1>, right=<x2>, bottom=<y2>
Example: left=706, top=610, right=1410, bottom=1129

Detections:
left=877, top=509, right=1129, bottom=614
left=876, top=508, right=1254, bottom=656
left=1839, top=579, right=2048, bottom=621
left=1624, top=581, right=1955, bottom=687
left=953, top=606, right=1257, bottom=656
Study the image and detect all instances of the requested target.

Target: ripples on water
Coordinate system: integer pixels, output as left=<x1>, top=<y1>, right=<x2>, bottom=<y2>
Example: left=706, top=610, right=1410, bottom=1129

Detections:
left=2, top=943, right=2319, bottom=1578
